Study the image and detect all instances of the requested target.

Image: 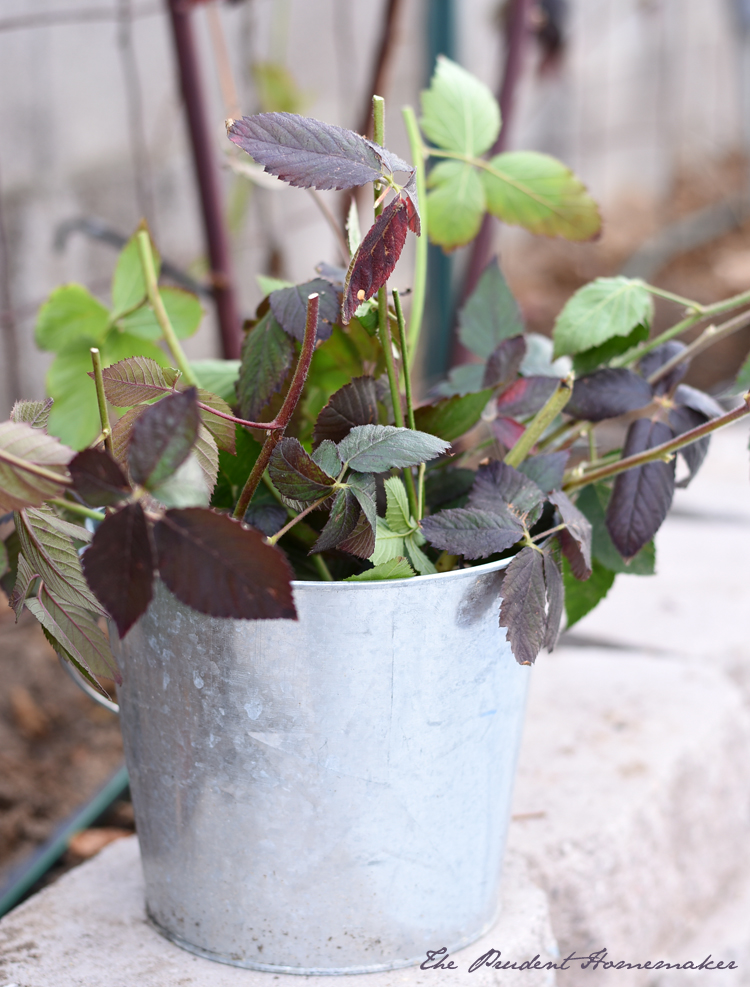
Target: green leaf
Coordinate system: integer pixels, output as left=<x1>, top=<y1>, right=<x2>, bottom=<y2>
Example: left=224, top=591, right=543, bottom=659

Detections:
left=35, top=285, right=110, bottom=352
left=433, top=363, right=486, bottom=398
left=47, top=331, right=169, bottom=449
left=370, top=518, right=405, bottom=565
left=420, top=55, right=501, bottom=156
left=257, top=274, right=293, bottom=296
left=118, top=287, right=202, bottom=341
left=192, top=425, right=220, bottom=496
left=10, top=398, right=53, bottom=429
left=346, top=557, right=416, bottom=581
left=25, top=585, right=119, bottom=681
left=0, top=538, right=7, bottom=580
left=0, top=424, right=73, bottom=512
left=337, top=425, right=450, bottom=473
left=384, top=476, right=413, bottom=534
left=575, top=483, right=655, bottom=575
left=16, top=507, right=107, bottom=615
left=552, top=277, right=653, bottom=359
left=237, top=311, right=295, bottom=421
left=562, top=555, right=616, bottom=628
left=458, top=261, right=524, bottom=359
left=414, top=389, right=493, bottom=442
left=110, top=225, right=160, bottom=320
left=347, top=472, right=378, bottom=533
left=311, top=439, right=342, bottom=478
left=151, top=452, right=212, bottom=508
left=191, top=360, right=241, bottom=403
left=195, top=389, right=236, bottom=454
left=572, top=323, right=650, bottom=376
left=426, top=161, right=485, bottom=250
left=9, top=551, right=37, bottom=618
left=403, top=535, right=436, bottom=575
left=480, top=151, right=601, bottom=241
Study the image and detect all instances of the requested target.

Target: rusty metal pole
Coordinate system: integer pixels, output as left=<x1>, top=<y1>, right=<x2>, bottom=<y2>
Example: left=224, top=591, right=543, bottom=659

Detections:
left=165, top=0, right=241, bottom=359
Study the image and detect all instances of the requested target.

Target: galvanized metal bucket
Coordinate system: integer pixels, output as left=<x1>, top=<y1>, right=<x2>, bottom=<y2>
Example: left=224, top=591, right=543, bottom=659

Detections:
left=110, top=559, right=530, bottom=974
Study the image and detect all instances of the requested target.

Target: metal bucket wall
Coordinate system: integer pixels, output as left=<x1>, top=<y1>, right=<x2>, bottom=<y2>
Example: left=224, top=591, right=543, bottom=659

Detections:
left=112, top=559, right=530, bottom=974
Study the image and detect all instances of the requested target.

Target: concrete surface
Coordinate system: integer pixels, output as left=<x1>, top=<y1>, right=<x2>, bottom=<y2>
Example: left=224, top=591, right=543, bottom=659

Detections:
left=0, top=838, right=560, bottom=987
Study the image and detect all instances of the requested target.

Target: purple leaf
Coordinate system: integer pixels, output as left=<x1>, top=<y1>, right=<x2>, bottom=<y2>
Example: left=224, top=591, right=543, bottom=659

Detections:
left=342, top=198, right=409, bottom=324
left=128, top=388, right=199, bottom=490
left=227, top=113, right=383, bottom=190
left=491, top=416, right=526, bottom=450
left=154, top=508, right=296, bottom=620
left=82, top=502, right=154, bottom=637
left=673, top=384, right=723, bottom=420
left=339, top=510, right=377, bottom=559
left=243, top=503, right=288, bottom=537
left=237, top=311, right=295, bottom=422
left=638, top=341, right=689, bottom=395
left=364, top=141, right=412, bottom=178
left=69, top=448, right=131, bottom=507
left=566, top=368, right=653, bottom=422
left=269, top=438, right=336, bottom=507
left=269, top=278, right=340, bottom=343
left=495, top=376, right=558, bottom=418
left=311, top=488, right=360, bottom=553
left=420, top=506, right=524, bottom=559
left=605, top=418, right=675, bottom=560
left=315, top=262, right=347, bottom=286
left=543, top=552, right=564, bottom=652
left=313, top=376, right=378, bottom=448
left=483, top=335, right=526, bottom=388
left=468, top=461, right=544, bottom=521
left=499, top=546, right=547, bottom=665
left=111, top=406, right=144, bottom=467
left=669, top=404, right=709, bottom=487
left=517, top=452, right=568, bottom=493
left=548, top=490, right=592, bottom=580
left=400, top=172, right=421, bottom=235
left=97, top=356, right=176, bottom=407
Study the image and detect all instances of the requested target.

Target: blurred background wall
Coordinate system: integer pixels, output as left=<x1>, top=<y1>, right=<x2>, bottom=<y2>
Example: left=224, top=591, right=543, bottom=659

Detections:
left=0, top=0, right=747, bottom=416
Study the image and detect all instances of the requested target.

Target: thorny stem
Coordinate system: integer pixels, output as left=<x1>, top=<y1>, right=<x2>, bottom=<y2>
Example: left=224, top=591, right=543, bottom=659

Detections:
left=136, top=231, right=198, bottom=385
left=401, top=106, right=428, bottom=361
left=90, top=348, right=114, bottom=455
left=504, top=376, right=574, bottom=468
left=563, top=395, right=750, bottom=492
left=647, top=308, right=750, bottom=386
left=372, top=96, right=419, bottom=521
left=266, top=490, right=335, bottom=546
left=196, top=401, right=284, bottom=430
left=233, top=294, right=319, bottom=519
left=49, top=498, right=105, bottom=522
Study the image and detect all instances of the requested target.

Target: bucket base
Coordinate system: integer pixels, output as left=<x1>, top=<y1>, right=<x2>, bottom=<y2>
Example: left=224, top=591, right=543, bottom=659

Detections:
left=146, top=905, right=501, bottom=976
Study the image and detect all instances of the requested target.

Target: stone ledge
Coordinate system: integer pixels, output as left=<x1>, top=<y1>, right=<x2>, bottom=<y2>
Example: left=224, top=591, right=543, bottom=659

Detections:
left=0, top=837, right=559, bottom=987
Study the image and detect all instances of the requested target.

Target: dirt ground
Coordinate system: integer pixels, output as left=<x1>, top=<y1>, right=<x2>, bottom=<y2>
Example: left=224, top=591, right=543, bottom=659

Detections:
left=0, top=602, right=129, bottom=894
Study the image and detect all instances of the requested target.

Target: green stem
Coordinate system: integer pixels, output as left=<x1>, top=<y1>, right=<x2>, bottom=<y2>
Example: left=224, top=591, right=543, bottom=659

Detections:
left=90, top=348, right=114, bottom=455
left=504, top=376, right=574, bottom=468
left=530, top=522, right=566, bottom=543
left=233, top=294, right=319, bottom=519
left=0, top=448, right=72, bottom=486
left=641, top=283, right=703, bottom=310
left=392, top=289, right=416, bottom=430
left=266, top=491, right=334, bottom=546
left=311, top=554, right=334, bottom=581
left=564, top=396, right=750, bottom=492
left=136, top=231, right=198, bottom=385
left=49, top=499, right=105, bottom=522
left=401, top=105, right=428, bottom=361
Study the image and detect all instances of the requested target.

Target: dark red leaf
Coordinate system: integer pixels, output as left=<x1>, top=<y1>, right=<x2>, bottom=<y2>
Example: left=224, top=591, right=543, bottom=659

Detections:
left=342, top=198, right=409, bottom=323
left=313, top=376, right=378, bottom=448
left=154, top=508, right=296, bottom=620
left=548, top=490, right=592, bottom=580
left=69, top=448, right=131, bottom=507
left=268, top=438, right=336, bottom=506
left=495, top=376, right=558, bottom=418
left=543, top=552, right=564, bottom=652
left=499, top=546, right=547, bottom=665
left=82, top=502, right=154, bottom=638
left=400, top=172, right=421, bottom=235
left=566, top=368, right=653, bottom=422
left=483, top=336, right=526, bottom=388
left=311, top=488, right=359, bottom=553
left=269, top=278, right=340, bottom=343
left=339, top=509, right=376, bottom=559
left=605, top=418, right=675, bottom=560
left=420, top=506, right=524, bottom=559
left=128, top=388, right=199, bottom=489
left=227, top=113, right=383, bottom=190
left=491, top=416, right=526, bottom=449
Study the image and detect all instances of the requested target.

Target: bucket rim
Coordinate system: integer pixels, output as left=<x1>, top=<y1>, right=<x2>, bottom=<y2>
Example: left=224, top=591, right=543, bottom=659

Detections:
left=290, top=554, right=511, bottom=590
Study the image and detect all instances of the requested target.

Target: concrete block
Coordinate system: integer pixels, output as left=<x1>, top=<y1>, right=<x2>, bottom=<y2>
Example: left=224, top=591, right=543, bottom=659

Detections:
left=0, top=837, right=560, bottom=987
left=508, top=648, right=750, bottom=986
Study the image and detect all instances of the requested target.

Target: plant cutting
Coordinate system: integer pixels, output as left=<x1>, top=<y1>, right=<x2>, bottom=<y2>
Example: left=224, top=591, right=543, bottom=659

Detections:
left=3, top=57, right=750, bottom=971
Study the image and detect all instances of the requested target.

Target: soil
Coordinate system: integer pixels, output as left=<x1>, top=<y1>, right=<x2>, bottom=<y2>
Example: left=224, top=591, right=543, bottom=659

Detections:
left=0, top=600, right=129, bottom=894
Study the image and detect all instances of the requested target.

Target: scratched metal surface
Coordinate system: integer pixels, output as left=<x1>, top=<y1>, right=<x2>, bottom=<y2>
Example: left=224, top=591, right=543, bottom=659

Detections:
left=112, top=561, right=530, bottom=974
